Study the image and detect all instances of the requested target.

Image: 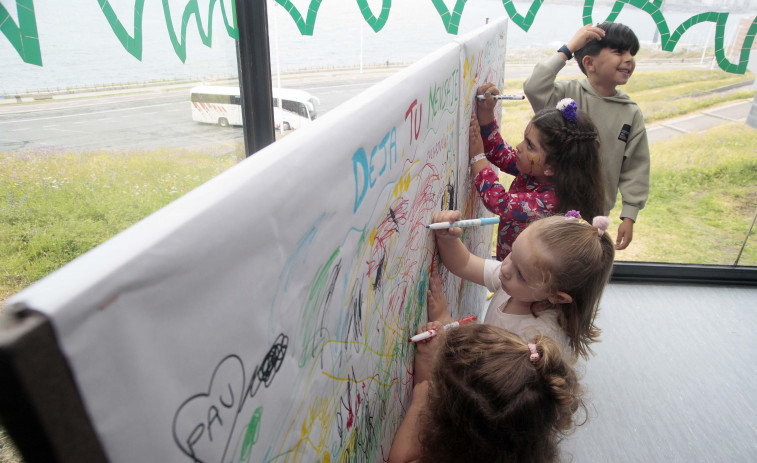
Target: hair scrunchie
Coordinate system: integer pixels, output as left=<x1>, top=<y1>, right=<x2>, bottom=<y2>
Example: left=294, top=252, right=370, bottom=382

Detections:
left=564, top=210, right=581, bottom=220
left=556, top=98, right=578, bottom=124
left=528, top=343, right=540, bottom=363
left=592, top=216, right=611, bottom=237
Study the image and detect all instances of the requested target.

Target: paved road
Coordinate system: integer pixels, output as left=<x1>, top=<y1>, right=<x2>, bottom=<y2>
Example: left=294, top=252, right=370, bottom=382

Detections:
left=0, top=61, right=750, bottom=153
left=0, top=74, right=387, bottom=153
left=647, top=99, right=754, bottom=144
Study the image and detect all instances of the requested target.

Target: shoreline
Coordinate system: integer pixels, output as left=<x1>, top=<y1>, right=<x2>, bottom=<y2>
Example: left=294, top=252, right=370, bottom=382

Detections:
left=0, top=58, right=721, bottom=104
left=1, top=43, right=724, bottom=100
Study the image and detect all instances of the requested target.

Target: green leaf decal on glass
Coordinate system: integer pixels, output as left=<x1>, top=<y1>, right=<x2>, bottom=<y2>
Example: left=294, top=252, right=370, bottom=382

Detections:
left=1, top=0, right=42, bottom=66
left=356, top=0, right=391, bottom=32
left=430, top=0, right=468, bottom=34
left=3, top=0, right=754, bottom=74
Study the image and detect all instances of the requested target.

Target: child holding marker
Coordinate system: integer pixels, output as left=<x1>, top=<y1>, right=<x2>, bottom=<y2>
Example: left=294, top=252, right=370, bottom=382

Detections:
left=389, top=323, right=585, bottom=463
left=429, top=210, right=614, bottom=360
left=471, top=85, right=605, bottom=260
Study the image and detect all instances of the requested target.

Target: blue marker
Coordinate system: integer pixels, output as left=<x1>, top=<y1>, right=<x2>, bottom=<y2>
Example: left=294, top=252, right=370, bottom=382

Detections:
left=426, top=217, right=499, bottom=229
left=476, top=94, right=525, bottom=100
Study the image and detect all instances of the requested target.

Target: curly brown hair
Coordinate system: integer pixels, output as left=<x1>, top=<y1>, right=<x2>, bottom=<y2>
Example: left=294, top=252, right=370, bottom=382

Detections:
left=419, top=324, right=586, bottom=463
left=530, top=107, right=605, bottom=223
left=527, top=215, right=615, bottom=359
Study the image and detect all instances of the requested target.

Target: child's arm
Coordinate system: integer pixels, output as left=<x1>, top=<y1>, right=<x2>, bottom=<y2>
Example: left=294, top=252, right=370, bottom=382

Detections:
left=388, top=381, right=429, bottom=463
left=475, top=82, right=499, bottom=126
left=523, top=25, right=604, bottom=112
left=616, top=217, right=635, bottom=250
left=473, top=83, right=520, bottom=174
left=474, top=172, right=557, bottom=225
left=431, top=210, right=486, bottom=286
left=564, top=24, right=606, bottom=61
left=469, top=115, right=489, bottom=179
left=427, top=271, right=453, bottom=324
left=616, top=113, right=650, bottom=249
left=413, top=321, right=444, bottom=384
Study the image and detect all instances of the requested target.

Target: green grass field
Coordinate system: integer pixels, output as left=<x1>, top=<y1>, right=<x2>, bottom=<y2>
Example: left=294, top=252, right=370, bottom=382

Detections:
left=0, top=148, right=241, bottom=303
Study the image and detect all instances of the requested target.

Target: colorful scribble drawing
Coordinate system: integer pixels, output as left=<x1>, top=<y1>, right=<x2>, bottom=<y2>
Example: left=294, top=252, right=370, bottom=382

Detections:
left=166, top=25, right=502, bottom=459
left=0, top=1, right=754, bottom=73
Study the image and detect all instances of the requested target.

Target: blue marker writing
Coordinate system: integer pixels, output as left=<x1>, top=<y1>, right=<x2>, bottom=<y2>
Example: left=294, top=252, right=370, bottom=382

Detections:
left=426, top=217, right=499, bottom=229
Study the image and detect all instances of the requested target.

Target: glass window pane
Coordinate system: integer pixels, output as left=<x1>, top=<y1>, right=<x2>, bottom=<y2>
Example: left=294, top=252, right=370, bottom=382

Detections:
left=1, top=0, right=243, bottom=299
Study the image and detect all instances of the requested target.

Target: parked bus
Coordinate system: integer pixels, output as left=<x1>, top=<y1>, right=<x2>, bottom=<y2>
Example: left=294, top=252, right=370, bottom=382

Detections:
left=190, top=85, right=319, bottom=130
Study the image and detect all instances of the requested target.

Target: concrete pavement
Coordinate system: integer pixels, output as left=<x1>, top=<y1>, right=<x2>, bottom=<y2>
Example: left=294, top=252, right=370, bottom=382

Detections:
left=646, top=99, right=755, bottom=144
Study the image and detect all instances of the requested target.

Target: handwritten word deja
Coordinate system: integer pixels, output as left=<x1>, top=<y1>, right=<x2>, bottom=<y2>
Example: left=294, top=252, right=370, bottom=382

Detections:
left=1, top=1, right=755, bottom=73
left=352, top=128, right=398, bottom=213
left=172, top=333, right=288, bottom=462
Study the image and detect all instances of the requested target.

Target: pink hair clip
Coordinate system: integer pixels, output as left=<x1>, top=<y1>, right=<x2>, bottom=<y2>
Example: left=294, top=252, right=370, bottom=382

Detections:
left=528, top=343, right=540, bottom=363
left=592, top=216, right=611, bottom=237
left=565, top=210, right=581, bottom=220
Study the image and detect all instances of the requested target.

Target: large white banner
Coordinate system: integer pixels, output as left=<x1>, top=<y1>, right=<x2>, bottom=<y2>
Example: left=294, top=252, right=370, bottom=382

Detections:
left=6, top=18, right=507, bottom=462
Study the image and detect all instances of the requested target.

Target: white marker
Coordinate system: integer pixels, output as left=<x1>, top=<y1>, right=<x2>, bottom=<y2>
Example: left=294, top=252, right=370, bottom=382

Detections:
left=476, top=94, right=525, bottom=100
left=408, top=316, right=477, bottom=342
left=426, top=217, right=499, bottom=230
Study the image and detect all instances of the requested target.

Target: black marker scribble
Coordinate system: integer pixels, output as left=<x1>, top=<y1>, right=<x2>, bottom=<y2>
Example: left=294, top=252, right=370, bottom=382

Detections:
left=388, top=207, right=400, bottom=232
left=172, top=333, right=289, bottom=463
left=446, top=183, right=455, bottom=211
left=373, top=254, right=385, bottom=291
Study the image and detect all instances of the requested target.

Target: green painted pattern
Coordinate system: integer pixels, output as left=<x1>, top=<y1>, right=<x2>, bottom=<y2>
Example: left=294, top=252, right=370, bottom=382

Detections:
left=1, top=1, right=754, bottom=73
left=0, top=0, right=41, bottom=66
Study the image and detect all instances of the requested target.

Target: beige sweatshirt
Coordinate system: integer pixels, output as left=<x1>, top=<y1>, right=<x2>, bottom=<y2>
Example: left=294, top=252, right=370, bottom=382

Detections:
left=523, top=53, right=650, bottom=221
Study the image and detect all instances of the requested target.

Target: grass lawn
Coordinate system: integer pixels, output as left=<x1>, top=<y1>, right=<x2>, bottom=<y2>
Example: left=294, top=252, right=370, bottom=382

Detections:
left=0, top=148, right=241, bottom=304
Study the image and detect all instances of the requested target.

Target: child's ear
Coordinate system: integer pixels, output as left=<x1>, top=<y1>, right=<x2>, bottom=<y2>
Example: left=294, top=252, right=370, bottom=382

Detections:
left=582, top=55, right=594, bottom=74
left=548, top=291, right=573, bottom=304
left=543, top=164, right=555, bottom=176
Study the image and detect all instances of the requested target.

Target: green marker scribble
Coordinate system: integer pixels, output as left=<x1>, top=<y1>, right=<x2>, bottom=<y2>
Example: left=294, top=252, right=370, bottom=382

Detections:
left=239, top=407, right=263, bottom=462
left=0, top=0, right=42, bottom=66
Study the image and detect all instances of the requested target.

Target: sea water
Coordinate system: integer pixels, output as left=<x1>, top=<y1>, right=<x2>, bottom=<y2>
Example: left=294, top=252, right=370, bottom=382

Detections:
left=0, top=0, right=752, bottom=94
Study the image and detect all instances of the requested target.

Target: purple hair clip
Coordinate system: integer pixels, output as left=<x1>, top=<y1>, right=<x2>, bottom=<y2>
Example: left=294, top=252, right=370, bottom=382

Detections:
left=556, top=98, right=578, bottom=124
left=565, top=210, right=581, bottom=220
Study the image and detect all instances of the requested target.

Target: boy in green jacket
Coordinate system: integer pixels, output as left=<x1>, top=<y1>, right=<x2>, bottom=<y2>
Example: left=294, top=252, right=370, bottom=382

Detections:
left=524, top=22, right=649, bottom=250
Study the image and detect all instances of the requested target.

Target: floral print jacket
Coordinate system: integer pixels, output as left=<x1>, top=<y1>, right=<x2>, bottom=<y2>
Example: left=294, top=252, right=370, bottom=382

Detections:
left=474, top=121, right=557, bottom=260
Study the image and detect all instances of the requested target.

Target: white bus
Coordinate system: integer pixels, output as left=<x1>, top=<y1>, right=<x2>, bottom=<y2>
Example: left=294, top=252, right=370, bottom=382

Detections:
left=190, top=85, right=319, bottom=130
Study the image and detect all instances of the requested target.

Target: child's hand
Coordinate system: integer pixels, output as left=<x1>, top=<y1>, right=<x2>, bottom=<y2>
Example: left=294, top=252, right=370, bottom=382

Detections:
left=431, top=210, right=463, bottom=240
left=469, top=115, right=485, bottom=161
left=566, top=24, right=605, bottom=57
left=415, top=321, right=444, bottom=359
left=413, top=320, right=444, bottom=384
left=475, top=82, right=499, bottom=126
left=615, top=217, right=634, bottom=250
left=427, top=270, right=453, bottom=324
